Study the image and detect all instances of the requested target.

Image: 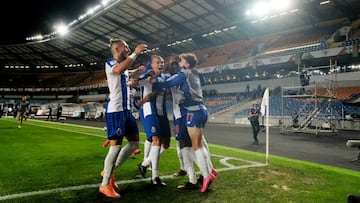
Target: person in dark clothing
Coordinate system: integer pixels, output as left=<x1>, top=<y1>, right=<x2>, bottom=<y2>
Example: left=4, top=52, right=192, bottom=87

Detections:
left=292, top=112, right=299, bottom=128
left=47, top=106, right=52, bottom=121
left=0, top=102, right=3, bottom=118
left=56, top=104, right=62, bottom=121
left=248, top=103, right=261, bottom=144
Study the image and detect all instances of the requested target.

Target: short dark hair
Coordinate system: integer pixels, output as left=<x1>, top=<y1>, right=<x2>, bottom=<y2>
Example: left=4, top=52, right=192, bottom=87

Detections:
left=180, top=53, right=198, bottom=68
left=169, top=56, right=181, bottom=75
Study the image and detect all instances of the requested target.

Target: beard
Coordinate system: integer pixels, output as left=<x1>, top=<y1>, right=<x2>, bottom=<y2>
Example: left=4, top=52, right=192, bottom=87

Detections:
left=121, top=54, right=127, bottom=61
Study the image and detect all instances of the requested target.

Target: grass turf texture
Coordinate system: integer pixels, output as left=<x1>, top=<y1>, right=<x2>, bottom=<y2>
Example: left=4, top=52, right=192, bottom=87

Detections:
left=0, top=117, right=359, bottom=202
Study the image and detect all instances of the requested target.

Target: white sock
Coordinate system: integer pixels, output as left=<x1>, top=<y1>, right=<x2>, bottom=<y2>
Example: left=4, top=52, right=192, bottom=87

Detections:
left=202, top=136, right=214, bottom=170
left=115, top=141, right=139, bottom=168
left=160, top=146, right=167, bottom=155
left=149, top=145, right=160, bottom=180
left=176, top=141, right=185, bottom=170
left=182, top=147, right=196, bottom=184
left=194, top=147, right=210, bottom=178
left=143, top=140, right=152, bottom=160
left=101, top=145, right=121, bottom=186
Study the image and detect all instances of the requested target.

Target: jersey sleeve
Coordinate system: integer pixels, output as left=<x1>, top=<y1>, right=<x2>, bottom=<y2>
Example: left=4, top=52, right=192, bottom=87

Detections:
left=153, top=72, right=185, bottom=89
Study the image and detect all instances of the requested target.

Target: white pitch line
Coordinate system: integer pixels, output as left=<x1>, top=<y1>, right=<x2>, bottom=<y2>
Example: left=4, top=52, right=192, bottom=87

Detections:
left=0, top=161, right=265, bottom=201
left=29, top=118, right=104, bottom=130
left=4, top=118, right=106, bottom=139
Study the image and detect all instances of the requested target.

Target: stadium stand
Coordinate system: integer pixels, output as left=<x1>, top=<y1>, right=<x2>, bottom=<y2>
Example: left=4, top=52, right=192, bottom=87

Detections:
left=78, top=70, right=107, bottom=86
left=337, top=87, right=360, bottom=100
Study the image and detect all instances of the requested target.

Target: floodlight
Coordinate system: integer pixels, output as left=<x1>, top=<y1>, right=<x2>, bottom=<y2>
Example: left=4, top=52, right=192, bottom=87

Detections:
left=102, top=0, right=111, bottom=6
left=253, top=2, right=269, bottom=17
left=54, top=23, right=69, bottom=36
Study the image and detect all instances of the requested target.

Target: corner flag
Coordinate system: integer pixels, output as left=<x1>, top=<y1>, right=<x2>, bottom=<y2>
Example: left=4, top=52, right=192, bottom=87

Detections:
left=260, top=88, right=269, bottom=116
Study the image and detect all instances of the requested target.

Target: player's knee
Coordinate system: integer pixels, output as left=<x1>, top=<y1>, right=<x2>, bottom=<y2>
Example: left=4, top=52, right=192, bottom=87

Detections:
left=152, top=136, right=161, bottom=146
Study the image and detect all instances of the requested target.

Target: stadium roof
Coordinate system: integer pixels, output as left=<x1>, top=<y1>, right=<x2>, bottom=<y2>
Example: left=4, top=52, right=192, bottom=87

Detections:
left=0, top=0, right=359, bottom=72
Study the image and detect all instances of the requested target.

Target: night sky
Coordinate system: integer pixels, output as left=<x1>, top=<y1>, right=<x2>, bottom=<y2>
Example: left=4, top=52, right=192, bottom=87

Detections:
left=0, top=0, right=99, bottom=45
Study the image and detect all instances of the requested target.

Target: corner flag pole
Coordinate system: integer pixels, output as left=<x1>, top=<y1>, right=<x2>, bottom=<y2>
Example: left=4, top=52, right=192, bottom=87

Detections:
left=265, top=89, right=269, bottom=165
left=261, top=88, right=270, bottom=165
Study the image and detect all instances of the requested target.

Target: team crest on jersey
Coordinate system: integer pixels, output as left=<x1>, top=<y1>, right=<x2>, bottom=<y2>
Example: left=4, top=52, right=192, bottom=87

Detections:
left=116, top=128, right=122, bottom=136
left=151, top=126, right=157, bottom=133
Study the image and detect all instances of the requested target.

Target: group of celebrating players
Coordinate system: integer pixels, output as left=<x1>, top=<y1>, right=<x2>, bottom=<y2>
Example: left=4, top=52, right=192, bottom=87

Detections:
left=99, top=39, right=217, bottom=199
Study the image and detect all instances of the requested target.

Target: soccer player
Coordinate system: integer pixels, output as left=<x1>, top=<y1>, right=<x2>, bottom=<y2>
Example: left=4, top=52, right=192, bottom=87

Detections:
left=166, top=56, right=199, bottom=189
left=17, top=95, right=29, bottom=128
left=99, top=39, right=147, bottom=199
left=152, top=53, right=217, bottom=193
left=137, top=55, right=170, bottom=186
left=156, top=59, right=172, bottom=156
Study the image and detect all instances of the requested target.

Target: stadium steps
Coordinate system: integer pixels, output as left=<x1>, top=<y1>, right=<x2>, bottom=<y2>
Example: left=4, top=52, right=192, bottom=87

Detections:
left=210, top=98, right=261, bottom=119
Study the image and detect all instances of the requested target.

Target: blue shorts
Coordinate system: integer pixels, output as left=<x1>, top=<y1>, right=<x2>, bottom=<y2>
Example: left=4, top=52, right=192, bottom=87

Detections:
left=140, top=111, right=161, bottom=140
left=105, top=110, right=139, bottom=140
left=173, top=116, right=190, bottom=141
left=186, top=104, right=208, bottom=128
